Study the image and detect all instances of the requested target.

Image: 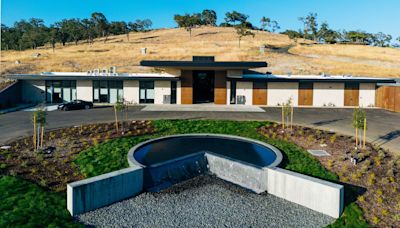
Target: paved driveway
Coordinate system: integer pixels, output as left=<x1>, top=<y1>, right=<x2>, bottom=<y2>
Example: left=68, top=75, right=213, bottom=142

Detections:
left=0, top=106, right=399, bottom=154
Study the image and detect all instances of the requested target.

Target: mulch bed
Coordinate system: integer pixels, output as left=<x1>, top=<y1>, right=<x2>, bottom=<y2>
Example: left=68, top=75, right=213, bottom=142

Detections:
left=0, top=120, right=154, bottom=192
left=259, top=123, right=400, bottom=227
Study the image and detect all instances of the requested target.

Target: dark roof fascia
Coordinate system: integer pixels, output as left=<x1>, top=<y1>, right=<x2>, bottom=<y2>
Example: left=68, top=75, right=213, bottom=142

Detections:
left=228, top=77, right=396, bottom=83
left=7, top=75, right=180, bottom=81
left=140, top=60, right=267, bottom=69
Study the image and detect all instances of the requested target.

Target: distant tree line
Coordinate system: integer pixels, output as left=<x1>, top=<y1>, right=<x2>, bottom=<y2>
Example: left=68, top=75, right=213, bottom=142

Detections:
left=1, top=12, right=152, bottom=50
left=2, top=10, right=399, bottom=51
left=280, top=12, right=396, bottom=47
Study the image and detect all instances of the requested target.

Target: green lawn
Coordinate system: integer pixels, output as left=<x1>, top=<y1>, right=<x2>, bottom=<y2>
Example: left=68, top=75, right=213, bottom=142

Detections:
left=0, top=175, right=82, bottom=228
left=1, top=120, right=368, bottom=227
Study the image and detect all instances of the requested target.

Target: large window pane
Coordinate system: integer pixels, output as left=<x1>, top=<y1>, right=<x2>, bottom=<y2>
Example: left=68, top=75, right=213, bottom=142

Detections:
left=63, top=87, right=71, bottom=102
left=139, top=81, right=154, bottom=104
left=109, top=88, right=118, bottom=103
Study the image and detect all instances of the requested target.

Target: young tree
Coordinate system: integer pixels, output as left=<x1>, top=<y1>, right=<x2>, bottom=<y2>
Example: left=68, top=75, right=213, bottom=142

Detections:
left=32, top=107, right=47, bottom=151
left=63, top=19, right=84, bottom=45
left=235, top=24, right=255, bottom=48
left=201, top=9, right=217, bottom=26
left=114, top=98, right=127, bottom=134
left=352, top=107, right=366, bottom=148
left=260, top=17, right=271, bottom=31
left=48, top=25, right=59, bottom=52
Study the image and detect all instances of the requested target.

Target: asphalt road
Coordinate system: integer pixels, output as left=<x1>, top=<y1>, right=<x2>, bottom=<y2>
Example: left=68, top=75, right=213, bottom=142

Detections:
left=0, top=106, right=399, bottom=154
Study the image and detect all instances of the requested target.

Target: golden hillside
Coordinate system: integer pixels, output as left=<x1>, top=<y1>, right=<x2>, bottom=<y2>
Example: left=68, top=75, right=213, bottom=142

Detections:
left=1, top=26, right=400, bottom=79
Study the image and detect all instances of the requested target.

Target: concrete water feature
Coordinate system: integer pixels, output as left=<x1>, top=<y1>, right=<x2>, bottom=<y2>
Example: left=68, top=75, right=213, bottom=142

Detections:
left=67, top=134, right=344, bottom=219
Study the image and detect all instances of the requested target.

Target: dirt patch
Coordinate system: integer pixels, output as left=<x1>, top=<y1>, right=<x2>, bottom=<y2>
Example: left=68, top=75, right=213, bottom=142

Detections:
left=259, top=124, right=400, bottom=227
left=0, top=121, right=155, bottom=192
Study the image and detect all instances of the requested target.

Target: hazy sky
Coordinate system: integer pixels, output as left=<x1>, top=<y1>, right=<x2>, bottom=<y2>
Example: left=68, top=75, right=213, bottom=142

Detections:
left=2, top=0, right=400, bottom=39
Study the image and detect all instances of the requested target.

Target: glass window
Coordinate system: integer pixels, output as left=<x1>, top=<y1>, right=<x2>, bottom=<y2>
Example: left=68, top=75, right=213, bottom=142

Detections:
left=139, top=81, right=154, bottom=104
left=45, top=80, right=76, bottom=103
left=93, top=80, right=124, bottom=103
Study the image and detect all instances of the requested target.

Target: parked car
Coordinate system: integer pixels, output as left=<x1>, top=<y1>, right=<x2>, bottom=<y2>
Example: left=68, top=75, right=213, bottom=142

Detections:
left=58, top=100, right=93, bottom=111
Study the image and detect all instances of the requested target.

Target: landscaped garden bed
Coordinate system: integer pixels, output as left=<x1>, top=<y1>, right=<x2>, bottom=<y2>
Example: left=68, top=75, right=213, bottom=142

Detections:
left=1, top=119, right=399, bottom=227
left=259, top=123, right=400, bottom=227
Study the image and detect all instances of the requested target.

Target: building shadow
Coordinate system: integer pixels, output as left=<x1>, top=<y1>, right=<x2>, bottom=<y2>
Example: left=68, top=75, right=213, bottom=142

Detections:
left=372, top=130, right=400, bottom=146
left=313, top=118, right=344, bottom=126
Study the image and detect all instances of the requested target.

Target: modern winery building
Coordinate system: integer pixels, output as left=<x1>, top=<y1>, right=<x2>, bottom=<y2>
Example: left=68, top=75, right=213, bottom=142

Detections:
left=6, top=56, right=396, bottom=107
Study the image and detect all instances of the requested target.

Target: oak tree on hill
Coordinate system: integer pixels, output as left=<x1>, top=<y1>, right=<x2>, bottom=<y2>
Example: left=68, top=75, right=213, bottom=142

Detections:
left=201, top=9, right=217, bottom=26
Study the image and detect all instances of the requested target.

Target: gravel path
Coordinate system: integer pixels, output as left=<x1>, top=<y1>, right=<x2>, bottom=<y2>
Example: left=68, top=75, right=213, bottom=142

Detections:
left=78, top=175, right=335, bottom=227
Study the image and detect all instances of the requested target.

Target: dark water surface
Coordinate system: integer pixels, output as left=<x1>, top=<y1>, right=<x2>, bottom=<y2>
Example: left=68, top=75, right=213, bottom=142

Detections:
left=134, top=136, right=278, bottom=167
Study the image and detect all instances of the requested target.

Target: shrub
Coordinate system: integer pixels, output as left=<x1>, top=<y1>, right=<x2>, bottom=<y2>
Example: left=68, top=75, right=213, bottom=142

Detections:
left=330, top=134, right=337, bottom=144
left=357, top=195, right=365, bottom=202
left=367, top=173, right=376, bottom=185
left=372, top=216, right=380, bottom=225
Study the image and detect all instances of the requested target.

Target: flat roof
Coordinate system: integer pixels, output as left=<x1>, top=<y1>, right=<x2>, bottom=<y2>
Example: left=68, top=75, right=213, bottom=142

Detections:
left=237, top=74, right=396, bottom=83
left=140, top=60, right=268, bottom=69
left=7, top=72, right=180, bottom=81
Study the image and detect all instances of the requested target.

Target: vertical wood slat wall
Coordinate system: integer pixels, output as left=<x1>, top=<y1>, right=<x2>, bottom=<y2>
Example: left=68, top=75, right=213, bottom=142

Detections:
left=376, top=86, right=400, bottom=112
left=252, top=82, right=267, bottom=105
left=214, top=71, right=227, bottom=104
left=180, top=70, right=193, bottom=104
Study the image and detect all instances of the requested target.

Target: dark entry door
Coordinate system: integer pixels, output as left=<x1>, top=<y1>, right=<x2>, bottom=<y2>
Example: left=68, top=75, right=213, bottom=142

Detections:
left=193, top=71, right=214, bottom=103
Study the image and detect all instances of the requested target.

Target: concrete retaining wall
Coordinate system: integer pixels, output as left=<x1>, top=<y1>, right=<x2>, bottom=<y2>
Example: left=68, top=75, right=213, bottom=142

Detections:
left=267, top=167, right=344, bottom=218
left=67, top=166, right=143, bottom=216
left=206, top=153, right=268, bottom=193
left=21, top=80, right=45, bottom=103
left=0, top=81, right=21, bottom=109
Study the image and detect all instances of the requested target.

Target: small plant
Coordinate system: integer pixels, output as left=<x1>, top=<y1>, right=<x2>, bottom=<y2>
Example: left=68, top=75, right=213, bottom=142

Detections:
left=376, top=189, right=383, bottom=196
left=374, top=156, right=382, bottom=166
left=378, top=150, right=386, bottom=159
left=0, top=163, right=7, bottom=169
left=357, top=195, right=365, bottom=202
left=371, top=216, right=380, bottom=225
left=367, top=173, right=376, bottom=185
left=21, top=160, right=28, bottom=168
left=377, top=196, right=383, bottom=204
left=30, top=168, right=38, bottom=175
left=327, top=159, right=334, bottom=169
left=381, top=209, right=389, bottom=217
left=330, top=134, right=337, bottom=144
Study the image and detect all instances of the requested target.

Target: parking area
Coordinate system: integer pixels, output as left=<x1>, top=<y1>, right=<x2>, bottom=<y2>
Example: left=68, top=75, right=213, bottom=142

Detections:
left=0, top=106, right=399, bottom=154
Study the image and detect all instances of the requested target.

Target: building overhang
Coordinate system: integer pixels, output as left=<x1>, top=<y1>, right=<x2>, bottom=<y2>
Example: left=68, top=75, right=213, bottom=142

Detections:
left=140, top=60, right=267, bottom=70
left=7, top=74, right=180, bottom=81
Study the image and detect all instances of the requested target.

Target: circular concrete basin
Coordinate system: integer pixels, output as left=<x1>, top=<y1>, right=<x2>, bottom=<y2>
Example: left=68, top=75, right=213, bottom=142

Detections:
left=128, top=134, right=282, bottom=168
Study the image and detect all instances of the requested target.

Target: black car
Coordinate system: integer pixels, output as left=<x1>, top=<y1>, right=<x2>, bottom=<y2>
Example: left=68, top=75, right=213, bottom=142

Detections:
left=58, top=100, right=93, bottom=111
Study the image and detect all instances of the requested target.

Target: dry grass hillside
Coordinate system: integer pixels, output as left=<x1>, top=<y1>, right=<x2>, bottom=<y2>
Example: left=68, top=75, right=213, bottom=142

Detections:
left=1, top=26, right=400, bottom=79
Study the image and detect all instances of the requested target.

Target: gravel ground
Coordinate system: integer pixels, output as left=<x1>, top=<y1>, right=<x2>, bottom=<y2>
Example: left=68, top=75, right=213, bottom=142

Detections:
left=78, top=175, right=335, bottom=227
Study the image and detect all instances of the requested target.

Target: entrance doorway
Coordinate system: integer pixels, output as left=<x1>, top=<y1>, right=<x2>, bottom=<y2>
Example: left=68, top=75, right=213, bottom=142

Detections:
left=193, top=71, right=214, bottom=103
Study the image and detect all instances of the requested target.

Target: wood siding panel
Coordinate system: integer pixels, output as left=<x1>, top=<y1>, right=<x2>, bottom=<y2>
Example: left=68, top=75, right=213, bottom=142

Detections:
left=252, top=82, right=267, bottom=105
left=298, top=82, right=313, bottom=106
left=375, top=86, right=400, bottom=112
left=214, top=71, right=227, bottom=105
left=344, top=83, right=359, bottom=106
left=180, top=70, right=193, bottom=104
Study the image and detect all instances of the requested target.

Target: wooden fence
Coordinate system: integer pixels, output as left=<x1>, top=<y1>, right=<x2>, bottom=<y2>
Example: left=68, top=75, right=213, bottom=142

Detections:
left=376, top=86, right=400, bottom=112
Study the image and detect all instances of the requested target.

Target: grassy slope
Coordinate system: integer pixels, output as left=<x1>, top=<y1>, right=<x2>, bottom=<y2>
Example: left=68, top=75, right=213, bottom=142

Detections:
left=1, top=26, right=399, bottom=78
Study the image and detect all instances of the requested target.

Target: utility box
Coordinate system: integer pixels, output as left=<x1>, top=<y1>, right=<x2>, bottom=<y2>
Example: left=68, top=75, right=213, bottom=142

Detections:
left=236, top=95, right=246, bottom=105
left=140, top=48, right=147, bottom=55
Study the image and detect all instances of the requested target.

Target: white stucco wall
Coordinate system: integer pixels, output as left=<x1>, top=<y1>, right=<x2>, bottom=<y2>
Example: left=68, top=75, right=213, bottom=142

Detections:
left=313, top=83, right=344, bottom=107
left=76, top=80, right=93, bottom=102
left=123, top=80, right=139, bottom=104
left=154, top=81, right=171, bottom=104
left=22, top=80, right=45, bottom=103
left=268, top=82, right=298, bottom=106
left=236, top=81, right=253, bottom=105
left=359, top=83, right=376, bottom=107
left=176, top=81, right=181, bottom=104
